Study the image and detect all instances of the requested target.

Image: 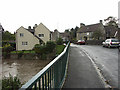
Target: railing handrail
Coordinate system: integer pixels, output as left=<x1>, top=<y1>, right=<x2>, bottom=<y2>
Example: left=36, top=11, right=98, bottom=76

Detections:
left=19, top=42, right=70, bottom=89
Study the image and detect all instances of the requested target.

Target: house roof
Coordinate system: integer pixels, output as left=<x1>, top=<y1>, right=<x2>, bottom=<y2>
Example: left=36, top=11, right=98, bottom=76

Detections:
left=77, top=23, right=104, bottom=33
left=27, top=29, right=35, bottom=34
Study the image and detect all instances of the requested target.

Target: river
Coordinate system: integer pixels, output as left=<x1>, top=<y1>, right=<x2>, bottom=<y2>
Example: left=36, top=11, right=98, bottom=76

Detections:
left=2, top=59, right=51, bottom=84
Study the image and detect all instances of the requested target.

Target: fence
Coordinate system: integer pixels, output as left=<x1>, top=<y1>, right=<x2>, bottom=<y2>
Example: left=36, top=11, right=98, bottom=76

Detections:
left=19, top=42, right=70, bottom=90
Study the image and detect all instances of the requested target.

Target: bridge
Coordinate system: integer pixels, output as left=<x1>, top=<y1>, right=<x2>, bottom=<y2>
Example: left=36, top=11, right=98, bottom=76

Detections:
left=19, top=42, right=106, bottom=90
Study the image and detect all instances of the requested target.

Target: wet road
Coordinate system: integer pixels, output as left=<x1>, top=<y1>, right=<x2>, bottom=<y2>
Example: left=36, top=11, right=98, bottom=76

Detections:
left=63, top=44, right=105, bottom=88
left=2, top=59, right=51, bottom=84
left=72, top=43, right=118, bottom=88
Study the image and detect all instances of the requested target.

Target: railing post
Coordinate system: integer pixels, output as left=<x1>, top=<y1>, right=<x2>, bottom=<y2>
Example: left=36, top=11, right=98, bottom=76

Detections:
left=42, top=76, right=44, bottom=90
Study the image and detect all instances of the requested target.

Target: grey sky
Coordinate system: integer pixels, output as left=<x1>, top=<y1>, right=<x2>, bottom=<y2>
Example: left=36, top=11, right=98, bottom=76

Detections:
left=0, top=0, right=119, bottom=33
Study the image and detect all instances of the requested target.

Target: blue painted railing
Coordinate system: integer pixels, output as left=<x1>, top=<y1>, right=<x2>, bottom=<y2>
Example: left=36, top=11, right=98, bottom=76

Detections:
left=19, top=42, right=70, bottom=90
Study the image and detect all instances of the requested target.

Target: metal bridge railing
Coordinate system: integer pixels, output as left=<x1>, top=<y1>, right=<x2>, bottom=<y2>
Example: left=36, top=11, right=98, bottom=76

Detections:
left=19, top=42, right=70, bottom=90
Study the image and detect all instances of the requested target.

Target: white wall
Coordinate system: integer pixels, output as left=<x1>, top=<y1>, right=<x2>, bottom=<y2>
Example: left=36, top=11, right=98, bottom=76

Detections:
left=16, top=26, right=39, bottom=50
left=35, top=23, right=51, bottom=43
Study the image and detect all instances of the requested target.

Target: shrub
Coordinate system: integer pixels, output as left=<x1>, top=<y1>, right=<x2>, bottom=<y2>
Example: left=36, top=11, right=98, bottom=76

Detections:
left=3, top=45, right=14, bottom=53
left=33, top=44, right=46, bottom=59
left=46, top=41, right=56, bottom=53
left=2, top=45, right=14, bottom=59
left=18, top=51, right=24, bottom=59
left=2, top=52, right=9, bottom=59
left=41, top=53, right=47, bottom=60
left=2, top=74, right=22, bottom=90
left=33, top=41, right=56, bottom=59
left=34, top=44, right=46, bottom=54
left=56, top=38, right=63, bottom=45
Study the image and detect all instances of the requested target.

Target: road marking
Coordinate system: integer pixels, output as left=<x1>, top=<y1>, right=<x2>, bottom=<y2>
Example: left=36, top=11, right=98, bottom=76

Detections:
left=81, top=49, right=112, bottom=88
left=79, top=51, right=85, bottom=57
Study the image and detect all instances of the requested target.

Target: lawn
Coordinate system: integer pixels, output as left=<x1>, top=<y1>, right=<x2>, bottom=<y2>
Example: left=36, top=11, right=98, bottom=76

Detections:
left=11, top=50, right=35, bottom=54
left=11, top=45, right=65, bottom=55
left=56, top=45, right=65, bottom=55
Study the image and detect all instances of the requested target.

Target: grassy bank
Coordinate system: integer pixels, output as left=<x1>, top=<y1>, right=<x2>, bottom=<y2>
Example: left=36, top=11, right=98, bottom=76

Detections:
left=11, top=50, right=35, bottom=54
left=56, top=45, right=65, bottom=55
left=11, top=45, right=65, bottom=55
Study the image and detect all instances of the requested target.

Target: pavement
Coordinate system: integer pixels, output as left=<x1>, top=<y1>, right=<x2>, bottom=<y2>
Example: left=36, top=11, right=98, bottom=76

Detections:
left=62, top=45, right=105, bottom=89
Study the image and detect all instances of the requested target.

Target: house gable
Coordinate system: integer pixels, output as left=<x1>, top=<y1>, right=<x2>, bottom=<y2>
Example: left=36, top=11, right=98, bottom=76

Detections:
left=35, top=23, right=51, bottom=43
left=16, top=26, right=39, bottom=50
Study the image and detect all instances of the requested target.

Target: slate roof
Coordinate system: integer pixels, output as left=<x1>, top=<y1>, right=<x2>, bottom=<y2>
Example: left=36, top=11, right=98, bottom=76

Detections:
left=27, top=29, right=35, bottom=34
left=77, top=23, right=104, bottom=33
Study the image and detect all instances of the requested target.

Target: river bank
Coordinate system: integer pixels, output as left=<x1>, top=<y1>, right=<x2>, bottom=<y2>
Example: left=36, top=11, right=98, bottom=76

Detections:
left=2, top=59, right=51, bottom=84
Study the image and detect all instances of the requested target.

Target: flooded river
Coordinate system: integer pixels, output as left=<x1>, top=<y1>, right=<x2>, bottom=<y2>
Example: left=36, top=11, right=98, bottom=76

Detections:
left=2, top=59, right=51, bottom=84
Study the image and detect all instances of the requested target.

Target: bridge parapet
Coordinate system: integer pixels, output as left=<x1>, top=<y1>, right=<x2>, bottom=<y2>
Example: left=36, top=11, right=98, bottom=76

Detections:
left=19, top=42, right=70, bottom=90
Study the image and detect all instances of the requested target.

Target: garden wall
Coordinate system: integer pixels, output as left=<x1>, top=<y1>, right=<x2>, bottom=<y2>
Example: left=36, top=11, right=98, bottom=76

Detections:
left=85, top=40, right=104, bottom=45
left=10, top=52, right=56, bottom=60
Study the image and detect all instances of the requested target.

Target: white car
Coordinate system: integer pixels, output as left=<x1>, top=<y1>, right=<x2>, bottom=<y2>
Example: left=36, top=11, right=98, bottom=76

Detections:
left=102, top=38, right=120, bottom=48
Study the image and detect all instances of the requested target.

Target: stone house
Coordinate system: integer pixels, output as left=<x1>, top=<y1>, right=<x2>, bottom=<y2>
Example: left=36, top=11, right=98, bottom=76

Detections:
left=77, top=22, right=105, bottom=40
left=16, top=23, right=52, bottom=50
left=59, top=32, right=70, bottom=42
left=51, top=29, right=60, bottom=41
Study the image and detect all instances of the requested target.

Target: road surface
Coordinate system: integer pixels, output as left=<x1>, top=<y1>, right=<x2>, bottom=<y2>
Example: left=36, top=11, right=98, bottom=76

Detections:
left=72, top=43, right=119, bottom=88
left=63, top=44, right=105, bottom=88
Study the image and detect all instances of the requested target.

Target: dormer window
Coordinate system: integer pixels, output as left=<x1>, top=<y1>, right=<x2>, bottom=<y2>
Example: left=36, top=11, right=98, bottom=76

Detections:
left=20, top=33, right=24, bottom=37
left=39, top=34, right=44, bottom=37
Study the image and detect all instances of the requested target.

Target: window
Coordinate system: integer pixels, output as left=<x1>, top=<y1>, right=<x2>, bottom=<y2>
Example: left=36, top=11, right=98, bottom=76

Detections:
left=39, top=34, right=44, bottom=37
left=20, top=33, right=24, bottom=37
left=87, top=32, right=89, bottom=35
left=111, top=39, right=119, bottom=42
left=106, top=40, right=110, bottom=42
left=22, top=42, right=28, bottom=45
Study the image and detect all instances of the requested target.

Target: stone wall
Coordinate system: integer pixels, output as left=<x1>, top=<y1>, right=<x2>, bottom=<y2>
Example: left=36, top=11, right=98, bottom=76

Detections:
left=10, top=52, right=56, bottom=60
left=85, top=40, right=104, bottom=45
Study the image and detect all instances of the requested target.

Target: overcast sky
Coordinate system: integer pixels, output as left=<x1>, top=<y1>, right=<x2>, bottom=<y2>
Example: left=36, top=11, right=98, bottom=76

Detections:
left=0, top=0, right=119, bottom=33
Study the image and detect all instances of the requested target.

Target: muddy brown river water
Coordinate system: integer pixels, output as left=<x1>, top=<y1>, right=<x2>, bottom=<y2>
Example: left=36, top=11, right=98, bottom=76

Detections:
left=2, top=59, right=51, bottom=84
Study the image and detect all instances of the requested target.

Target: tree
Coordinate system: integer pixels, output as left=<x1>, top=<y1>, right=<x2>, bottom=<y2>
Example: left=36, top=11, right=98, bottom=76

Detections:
left=104, top=16, right=118, bottom=28
left=92, top=30, right=103, bottom=40
left=80, top=23, right=85, bottom=27
left=2, top=31, right=15, bottom=41
left=65, top=29, right=69, bottom=33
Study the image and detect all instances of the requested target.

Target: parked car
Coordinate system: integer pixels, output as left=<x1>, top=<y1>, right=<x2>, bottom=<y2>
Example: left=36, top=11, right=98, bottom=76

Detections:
left=102, top=38, right=120, bottom=48
left=76, top=40, right=85, bottom=45
left=118, top=43, right=120, bottom=52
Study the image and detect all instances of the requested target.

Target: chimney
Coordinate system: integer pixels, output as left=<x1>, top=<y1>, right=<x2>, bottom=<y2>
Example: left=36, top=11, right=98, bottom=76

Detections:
left=99, top=20, right=103, bottom=23
left=28, top=26, right=31, bottom=30
left=33, top=24, right=37, bottom=30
